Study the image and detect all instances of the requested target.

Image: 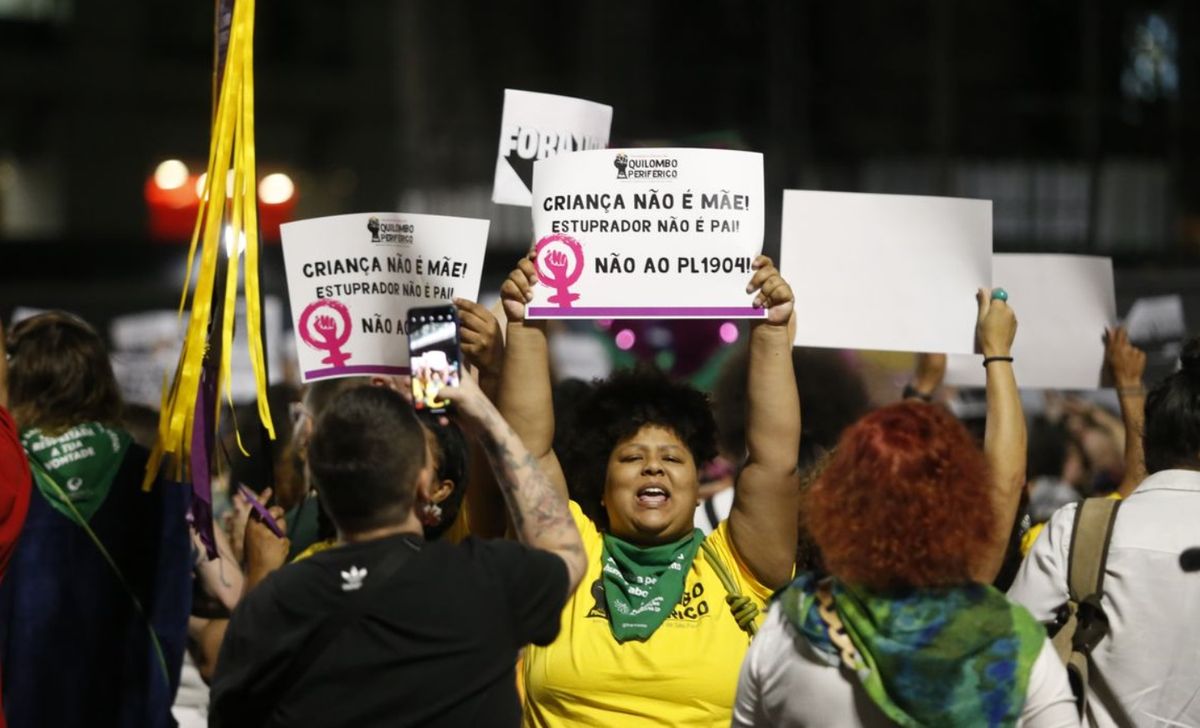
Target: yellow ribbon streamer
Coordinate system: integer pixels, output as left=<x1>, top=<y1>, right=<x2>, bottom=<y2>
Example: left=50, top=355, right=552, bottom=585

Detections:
left=145, top=0, right=274, bottom=490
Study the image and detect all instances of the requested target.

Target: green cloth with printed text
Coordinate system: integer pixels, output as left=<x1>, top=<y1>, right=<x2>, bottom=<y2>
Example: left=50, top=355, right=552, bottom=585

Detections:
left=21, top=423, right=131, bottom=524
left=600, top=529, right=704, bottom=642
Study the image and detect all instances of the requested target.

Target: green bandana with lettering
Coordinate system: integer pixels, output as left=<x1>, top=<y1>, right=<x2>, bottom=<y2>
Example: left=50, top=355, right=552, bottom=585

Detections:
left=600, top=529, right=704, bottom=642
left=21, top=423, right=131, bottom=525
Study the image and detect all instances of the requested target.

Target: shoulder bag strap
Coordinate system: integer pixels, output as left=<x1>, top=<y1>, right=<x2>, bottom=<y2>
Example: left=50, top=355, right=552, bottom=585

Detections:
left=1060, top=496, right=1122, bottom=717
left=1067, top=497, right=1121, bottom=606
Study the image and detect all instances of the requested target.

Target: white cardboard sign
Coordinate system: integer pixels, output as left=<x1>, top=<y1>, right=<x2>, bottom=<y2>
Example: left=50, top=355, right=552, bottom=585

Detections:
left=280, top=213, right=488, bottom=382
left=945, top=254, right=1116, bottom=390
left=528, top=147, right=765, bottom=319
left=492, top=89, right=613, bottom=207
left=108, top=298, right=287, bottom=407
left=1124, top=295, right=1186, bottom=345
left=782, top=190, right=992, bottom=354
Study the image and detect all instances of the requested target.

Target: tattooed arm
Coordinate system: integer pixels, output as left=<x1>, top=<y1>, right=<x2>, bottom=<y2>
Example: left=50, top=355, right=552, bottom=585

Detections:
left=441, top=373, right=586, bottom=595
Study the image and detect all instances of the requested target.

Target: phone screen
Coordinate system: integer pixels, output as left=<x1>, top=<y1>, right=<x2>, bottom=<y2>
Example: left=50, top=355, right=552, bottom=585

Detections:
left=407, top=307, right=462, bottom=414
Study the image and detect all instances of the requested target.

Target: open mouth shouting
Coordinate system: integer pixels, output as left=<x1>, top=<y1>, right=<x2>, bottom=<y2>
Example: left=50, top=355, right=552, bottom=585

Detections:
left=636, top=484, right=671, bottom=508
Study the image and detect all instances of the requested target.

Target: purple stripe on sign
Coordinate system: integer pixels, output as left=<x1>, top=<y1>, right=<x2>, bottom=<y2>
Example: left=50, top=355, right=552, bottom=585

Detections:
left=528, top=306, right=765, bottom=317
left=304, top=364, right=410, bottom=381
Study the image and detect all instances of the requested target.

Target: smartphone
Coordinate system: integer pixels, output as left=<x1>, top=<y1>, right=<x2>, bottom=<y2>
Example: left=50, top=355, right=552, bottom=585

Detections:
left=406, top=304, right=463, bottom=415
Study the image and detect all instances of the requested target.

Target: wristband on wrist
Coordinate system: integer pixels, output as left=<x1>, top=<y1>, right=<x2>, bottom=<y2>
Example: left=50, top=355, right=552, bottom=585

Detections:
left=981, top=355, right=1014, bottom=368
left=902, top=384, right=934, bottom=402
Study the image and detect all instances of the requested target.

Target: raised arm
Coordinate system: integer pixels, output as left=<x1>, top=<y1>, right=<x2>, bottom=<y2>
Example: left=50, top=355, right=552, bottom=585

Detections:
left=454, top=297, right=509, bottom=538
left=1105, top=326, right=1147, bottom=497
left=497, top=256, right=568, bottom=494
left=442, top=374, right=585, bottom=594
left=974, top=288, right=1024, bottom=583
left=729, top=256, right=801, bottom=589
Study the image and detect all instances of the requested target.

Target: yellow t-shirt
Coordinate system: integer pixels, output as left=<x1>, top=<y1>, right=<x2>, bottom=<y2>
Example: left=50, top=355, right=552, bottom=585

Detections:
left=522, top=501, right=772, bottom=727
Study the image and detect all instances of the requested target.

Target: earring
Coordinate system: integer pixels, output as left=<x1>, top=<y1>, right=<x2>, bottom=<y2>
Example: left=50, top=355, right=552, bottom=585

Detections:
left=419, top=502, right=443, bottom=527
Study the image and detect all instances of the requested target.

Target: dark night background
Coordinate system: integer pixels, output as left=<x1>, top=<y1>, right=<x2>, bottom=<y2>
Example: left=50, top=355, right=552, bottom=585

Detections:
left=1, top=0, right=1197, bottom=334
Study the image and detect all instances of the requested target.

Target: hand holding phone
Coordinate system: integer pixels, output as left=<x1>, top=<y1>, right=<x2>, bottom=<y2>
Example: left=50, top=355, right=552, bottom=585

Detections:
left=407, top=305, right=463, bottom=415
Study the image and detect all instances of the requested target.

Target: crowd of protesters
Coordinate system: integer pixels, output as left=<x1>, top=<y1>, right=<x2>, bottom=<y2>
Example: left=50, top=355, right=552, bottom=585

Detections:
left=0, top=252, right=1197, bottom=728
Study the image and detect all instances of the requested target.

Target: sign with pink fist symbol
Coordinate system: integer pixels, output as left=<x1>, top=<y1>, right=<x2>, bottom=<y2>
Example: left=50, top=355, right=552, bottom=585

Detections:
left=528, top=148, right=765, bottom=320
left=280, top=212, right=488, bottom=382
left=298, top=299, right=353, bottom=368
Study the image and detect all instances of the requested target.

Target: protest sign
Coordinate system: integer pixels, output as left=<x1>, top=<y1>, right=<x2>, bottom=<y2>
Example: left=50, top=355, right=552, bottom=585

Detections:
left=945, top=254, right=1116, bottom=390
left=492, top=89, right=612, bottom=207
left=782, top=190, right=992, bottom=354
left=527, top=148, right=765, bottom=319
left=280, top=212, right=488, bottom=382
left=1124, top=294, right=1189, bottom=385
left=109, top=297, right=287, bottom=408
left=1124, top=294, right=1186, bottom=346
left=9, top=307, right=48, bottom=325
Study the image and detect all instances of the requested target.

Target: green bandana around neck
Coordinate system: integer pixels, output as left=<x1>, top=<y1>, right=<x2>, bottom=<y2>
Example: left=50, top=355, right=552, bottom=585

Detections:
left=21, top=422, right=131, bottom=525
left=778, top=574, right=1045, bottom=728
left=600, top=528, right=704, bottom=642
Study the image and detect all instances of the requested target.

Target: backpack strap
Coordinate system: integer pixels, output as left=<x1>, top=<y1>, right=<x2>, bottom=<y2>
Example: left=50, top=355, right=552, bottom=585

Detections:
left=1053, top=496, right=1121, bottom=714
left=1067, top=498, right=1120, bottom=603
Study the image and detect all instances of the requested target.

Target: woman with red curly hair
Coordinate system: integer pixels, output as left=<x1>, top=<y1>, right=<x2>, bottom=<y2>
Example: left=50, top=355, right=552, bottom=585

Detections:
left=733, top=290, right=1080, bottom=728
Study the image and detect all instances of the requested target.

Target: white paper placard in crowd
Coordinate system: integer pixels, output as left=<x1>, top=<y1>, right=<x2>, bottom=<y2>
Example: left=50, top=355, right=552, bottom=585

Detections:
left=492, top=89, right=613, bottom=207
left=109, top=297, right=287, bottom=408
left=527, top=148, right=765, bottom=320
left=782, top=190, right=992, bottom=354
left=1124, top=294, right=1186, bottom=345
left=944, top=254, right=1116, bottom=390
left=9, top=306, right=48, bottom=325
left=280, top=212, right=488, bottom=382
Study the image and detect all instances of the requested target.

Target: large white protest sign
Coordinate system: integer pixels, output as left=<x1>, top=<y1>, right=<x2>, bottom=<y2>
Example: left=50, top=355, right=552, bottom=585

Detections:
left=280, top=213, right=488, bottom=382
left=945, top=254, right=1116, bottom=390
left=528, top=148, right=765, bottom=320
left=782, top=190, right=992, bottom=354
left=492, top=89, right=612, bottom=207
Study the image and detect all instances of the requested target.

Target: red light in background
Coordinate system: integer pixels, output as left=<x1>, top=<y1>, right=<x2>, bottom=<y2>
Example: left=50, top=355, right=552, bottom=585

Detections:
left=145, top=161, right=296, bottom=243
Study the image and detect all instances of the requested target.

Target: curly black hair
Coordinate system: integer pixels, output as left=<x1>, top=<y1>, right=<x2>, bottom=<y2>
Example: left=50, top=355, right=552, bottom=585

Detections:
left=557, top=365, right=718, bottom=529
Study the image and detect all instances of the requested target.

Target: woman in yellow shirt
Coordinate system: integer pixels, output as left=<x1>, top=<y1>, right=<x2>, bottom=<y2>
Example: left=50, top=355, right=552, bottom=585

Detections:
left=485, top=255, right=801, bottom=727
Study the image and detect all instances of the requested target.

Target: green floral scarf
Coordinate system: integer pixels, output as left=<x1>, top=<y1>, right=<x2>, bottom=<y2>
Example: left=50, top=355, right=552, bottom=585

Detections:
left=21, top=422, right=131, bottom=525
left=600, top=529, right=704, bottom=642
left=779, top=574, right=1045, bottom=727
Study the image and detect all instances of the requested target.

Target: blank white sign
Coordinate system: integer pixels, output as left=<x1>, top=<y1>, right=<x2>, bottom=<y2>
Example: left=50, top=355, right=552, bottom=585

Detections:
left=945, top=254, right=1116, bottom=390
left=782, top=190, right=992, bottom=355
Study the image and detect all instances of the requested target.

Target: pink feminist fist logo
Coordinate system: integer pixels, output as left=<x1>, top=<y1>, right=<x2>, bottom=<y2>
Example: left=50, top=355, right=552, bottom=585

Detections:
left=299, top=299, right=353, bottom=368
left=535, top=234, right=585, bottom=309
